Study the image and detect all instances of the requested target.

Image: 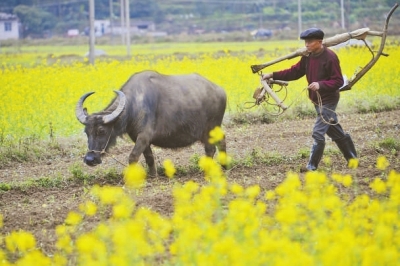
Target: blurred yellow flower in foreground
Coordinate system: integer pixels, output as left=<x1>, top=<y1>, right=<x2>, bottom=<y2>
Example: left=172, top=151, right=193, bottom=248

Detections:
left=217, top=151, right=232, bottom=167
left=208, top=126, right=225, bottom=144
left=5, top=231, right=36, bottom=253
left=163, top=159, right=176, bottom=178
left=65, top=211, right=83, bottom=226
left=124, top=163, right=147, bottom=188
left=79, top=201, right=97, bottom=216
left=370, top=178, right=387, bottom=194
left=376, top=156, right=390, bottom=170
left=348, top=158, right=359, bottom=169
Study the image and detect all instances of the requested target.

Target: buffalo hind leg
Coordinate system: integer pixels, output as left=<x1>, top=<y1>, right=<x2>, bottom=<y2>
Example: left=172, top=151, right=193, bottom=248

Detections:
left=143, top=146, right=157, bottom=177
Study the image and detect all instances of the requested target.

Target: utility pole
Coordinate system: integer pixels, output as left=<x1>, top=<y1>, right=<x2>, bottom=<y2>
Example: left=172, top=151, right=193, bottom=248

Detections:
left=89, top=0, right=95, bottom=65
left=298, top=0, right=302, bottom=37
left=125, top=0, right=130, bottom=56
left=120, top=0, right=125, bottom=45
left=109, top=0, right=114, bottom=44
left=340, top=0, right=345, bottom=29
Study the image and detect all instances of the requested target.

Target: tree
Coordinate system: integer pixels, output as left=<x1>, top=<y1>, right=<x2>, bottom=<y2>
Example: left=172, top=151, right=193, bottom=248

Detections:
left=13, top=5, right=57, bottom=38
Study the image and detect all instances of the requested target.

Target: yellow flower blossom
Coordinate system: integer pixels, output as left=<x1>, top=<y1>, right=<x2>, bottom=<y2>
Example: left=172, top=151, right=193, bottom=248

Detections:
left=376, top=155, right=389, bottom=170
left=64, top=211, right=82, bottom=226
left=124, top=163, right=147, bottom=189
left=198, top=156, right=223, bottom=180
left=14, top=250, right=52, bottom=266
left=342, top=174, right=353, bottom=187
left=5, top=231, right=36, bottom=253
left=332, top=173, right=352, bottom=187
left=208, top=126, right=225, bottom=144
left=217, top=151, right=232, bottom=167
left=91, top=185, right=125, bottom=205
left=245, top=185, right=261, bottom=199
left=230, top=183, right=244, bottom=195
left=264, top=190, right=276, bottom=200
left=348, top=158, right=359, bottom=169
left=95, top=223, right=111, bottom=239
left=370, top=178, right=387, bottom=194
left=79, top=200, right=97, bottom=216
left=163, top=159, right=176, bottom=178
left=76, top=233, right=106, bottom=254
left=113, top=201, right=133, bottom=219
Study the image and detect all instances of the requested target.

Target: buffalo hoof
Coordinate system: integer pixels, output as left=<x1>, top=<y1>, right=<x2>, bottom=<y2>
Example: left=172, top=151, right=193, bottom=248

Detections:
left=148, top=167, right=157, bottom=178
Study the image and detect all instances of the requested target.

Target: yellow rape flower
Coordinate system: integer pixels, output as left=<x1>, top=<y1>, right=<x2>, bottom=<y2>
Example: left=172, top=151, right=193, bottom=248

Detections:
left=332, top=173, right=343, bottom=183
left=332, top=173, right=352, bottom=187
left=52, top=253, right=68, bottom=266
left=124, top=163, right=147, bottom=189
left=5, top=231, right=36, bottom=253
left=230, top=183, right=244, bottom=195
left=113, top=201, right=133, bottom=219
left=95, top=223, right=111, bottom=239
left=198, top=156, right=223, bottom=180
left=217, top=151, right=232, bottom=167
left=376, top=155, right=389, bottom=170
left=245, top=185, right=261, bottom=199
left=370, top=178, right=387, bottom=194
left=0, top=250, right=8, bottom=264
left=76, top=233, right=105, bottom=254
left=91, top=185, right=125, bottom=205
left=208, top=126, right=224, bottom=144
left=264, top=190, right=275, bottom=200
left=55, top=234, right=73, bottom=254
left=64, top=211, right=82, bottom=226
left=342, top=174, right=353, bottom=187
left=79, top=200, right=97, bottom=216
left=348, top=158, right=359, bottom=169
left=14, top=250, right=52, bottom=266
left=163, top=159, right=176, bottom=178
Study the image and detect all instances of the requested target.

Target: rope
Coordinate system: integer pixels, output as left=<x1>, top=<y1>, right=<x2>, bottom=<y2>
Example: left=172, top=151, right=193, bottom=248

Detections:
left=244, top=80, right=290, bottom=116
left=87, top=127, right=128, bottom=167
left=301, top=87, right=340, bottom=126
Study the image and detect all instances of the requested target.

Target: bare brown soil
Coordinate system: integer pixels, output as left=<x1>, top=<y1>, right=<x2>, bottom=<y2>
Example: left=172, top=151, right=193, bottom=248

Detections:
left=1, top=109, right=399, bottom=255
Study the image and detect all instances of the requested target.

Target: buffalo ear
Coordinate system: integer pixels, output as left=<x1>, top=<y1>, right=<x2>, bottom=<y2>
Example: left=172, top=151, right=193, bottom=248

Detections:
left=83, top=107, right=88, bottom=116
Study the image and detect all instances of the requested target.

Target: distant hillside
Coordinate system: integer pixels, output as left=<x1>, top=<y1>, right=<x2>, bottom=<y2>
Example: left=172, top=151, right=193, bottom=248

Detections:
left=0, top=0, right=399, bottom=38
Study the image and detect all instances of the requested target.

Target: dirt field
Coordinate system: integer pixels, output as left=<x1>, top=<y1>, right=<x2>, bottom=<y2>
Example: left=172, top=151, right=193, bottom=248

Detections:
left=1, top=109, right=399, bottom=255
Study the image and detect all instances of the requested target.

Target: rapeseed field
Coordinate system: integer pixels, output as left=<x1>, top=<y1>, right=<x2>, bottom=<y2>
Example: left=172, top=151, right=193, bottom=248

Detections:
left=1, top=42, right=399, bottom=142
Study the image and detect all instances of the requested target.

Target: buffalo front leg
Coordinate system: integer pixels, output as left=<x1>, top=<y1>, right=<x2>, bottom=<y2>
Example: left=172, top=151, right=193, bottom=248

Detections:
left=204, top=135, right=228, bottom=169
left=204, top=142, right=217, bottom=158
left=128, top=136, right=157, bottom=177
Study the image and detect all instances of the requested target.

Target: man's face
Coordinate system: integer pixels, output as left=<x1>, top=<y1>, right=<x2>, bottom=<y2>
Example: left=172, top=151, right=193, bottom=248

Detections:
left=304, top=39, right=322, bottom=53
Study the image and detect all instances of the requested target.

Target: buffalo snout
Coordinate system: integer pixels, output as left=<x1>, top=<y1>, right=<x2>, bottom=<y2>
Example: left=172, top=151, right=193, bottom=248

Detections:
left=84, top=152, right=102, bottom=166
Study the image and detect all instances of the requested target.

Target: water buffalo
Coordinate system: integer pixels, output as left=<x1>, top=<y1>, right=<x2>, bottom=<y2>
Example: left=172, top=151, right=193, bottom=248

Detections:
left=75, top=70, right=227, bottom=176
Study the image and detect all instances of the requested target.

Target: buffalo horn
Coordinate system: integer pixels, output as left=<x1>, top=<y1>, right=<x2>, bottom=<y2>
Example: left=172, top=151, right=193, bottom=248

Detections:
left=75, top=91, right=95, bottom=124
left=102, top=90, right=126, bottom=124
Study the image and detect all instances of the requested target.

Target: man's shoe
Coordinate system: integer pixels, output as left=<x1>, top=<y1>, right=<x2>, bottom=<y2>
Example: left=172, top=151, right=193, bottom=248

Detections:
left=334, top=134, right=357, bottom=164
left=306, top=140, right=325, bottom=171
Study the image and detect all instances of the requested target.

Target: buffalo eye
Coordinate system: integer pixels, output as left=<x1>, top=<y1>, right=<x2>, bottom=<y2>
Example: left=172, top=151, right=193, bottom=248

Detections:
left=97, top=127, right=107, bottom=136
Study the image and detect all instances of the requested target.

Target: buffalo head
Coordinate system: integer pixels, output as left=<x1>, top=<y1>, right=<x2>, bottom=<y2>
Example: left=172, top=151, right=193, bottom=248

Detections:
left=75, top=90, right=126, bottom=166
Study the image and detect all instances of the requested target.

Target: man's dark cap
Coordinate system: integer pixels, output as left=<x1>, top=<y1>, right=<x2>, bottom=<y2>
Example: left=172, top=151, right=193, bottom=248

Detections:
left=300, top=28, right=324, bottom=40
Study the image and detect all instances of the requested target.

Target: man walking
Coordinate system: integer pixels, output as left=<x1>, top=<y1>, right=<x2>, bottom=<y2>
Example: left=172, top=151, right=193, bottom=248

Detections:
left=262, top=28, right=357, bottom=171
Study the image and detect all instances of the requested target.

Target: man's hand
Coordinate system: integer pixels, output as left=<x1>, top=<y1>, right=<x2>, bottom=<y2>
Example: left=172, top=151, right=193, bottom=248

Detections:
left=308, top=82, right=320, bottom=91
left=262, top=73, right=273, bottom=80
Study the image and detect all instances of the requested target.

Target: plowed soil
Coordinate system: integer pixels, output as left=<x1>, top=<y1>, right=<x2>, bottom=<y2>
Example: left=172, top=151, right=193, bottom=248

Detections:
left=1, top=109, right=399, bottom=255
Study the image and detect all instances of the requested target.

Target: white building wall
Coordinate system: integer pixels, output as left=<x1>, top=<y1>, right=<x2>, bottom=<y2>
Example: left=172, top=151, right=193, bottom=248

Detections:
left=0, top=14, right=19, bottom=40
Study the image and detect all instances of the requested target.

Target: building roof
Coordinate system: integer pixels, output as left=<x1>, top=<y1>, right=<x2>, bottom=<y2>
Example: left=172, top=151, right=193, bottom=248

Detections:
left=0, top=13, right=18, bottom=21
